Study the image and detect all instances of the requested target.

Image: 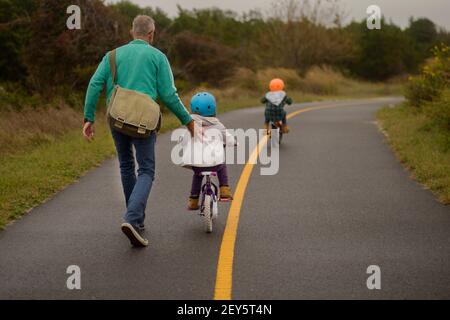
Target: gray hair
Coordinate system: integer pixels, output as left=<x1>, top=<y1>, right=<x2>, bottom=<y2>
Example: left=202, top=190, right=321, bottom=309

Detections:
left=132, top=15, right=155, bottom=36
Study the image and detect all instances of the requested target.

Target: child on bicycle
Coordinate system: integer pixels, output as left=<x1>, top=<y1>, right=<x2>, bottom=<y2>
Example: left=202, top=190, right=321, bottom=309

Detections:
left=183, top=92, right=235, bottom=210
left=261, top=78, right=293, bottom=134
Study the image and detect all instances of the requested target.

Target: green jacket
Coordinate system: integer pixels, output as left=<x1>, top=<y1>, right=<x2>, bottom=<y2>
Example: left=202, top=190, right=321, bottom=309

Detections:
left=84, top=39, right=192, bottom=125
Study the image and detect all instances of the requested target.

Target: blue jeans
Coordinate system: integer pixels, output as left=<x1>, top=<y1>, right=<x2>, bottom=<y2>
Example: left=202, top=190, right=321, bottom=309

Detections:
left=111, top=128, right=156, bottom=228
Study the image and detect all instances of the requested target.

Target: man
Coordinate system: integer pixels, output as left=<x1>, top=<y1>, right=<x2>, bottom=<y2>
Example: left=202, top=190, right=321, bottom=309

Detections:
left=82, top=15, right=195, bottom=247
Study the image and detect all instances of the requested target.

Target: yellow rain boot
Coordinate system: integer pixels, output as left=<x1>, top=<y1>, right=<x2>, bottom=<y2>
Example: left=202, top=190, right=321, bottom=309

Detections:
left=220, top=185, right=233, bottom=201
left=188, top=196, right=200, bottom=210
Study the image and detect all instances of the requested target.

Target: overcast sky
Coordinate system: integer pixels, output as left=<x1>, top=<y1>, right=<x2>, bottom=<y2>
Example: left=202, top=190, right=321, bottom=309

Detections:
left=107, top=0, right=450, bottom=30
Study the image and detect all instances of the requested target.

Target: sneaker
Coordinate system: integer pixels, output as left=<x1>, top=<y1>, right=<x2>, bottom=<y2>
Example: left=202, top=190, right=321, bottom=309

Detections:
left=121, top=223, right=148, bottom=247
left=281, top=124, right=290, bottom=134
left=219, top=185, right=233, bottom=201
left=188, top=196, right=200, bottom=210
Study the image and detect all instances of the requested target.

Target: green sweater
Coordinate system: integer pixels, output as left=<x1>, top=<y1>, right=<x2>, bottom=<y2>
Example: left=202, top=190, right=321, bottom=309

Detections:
left=84, top=39, right=192, bottom=125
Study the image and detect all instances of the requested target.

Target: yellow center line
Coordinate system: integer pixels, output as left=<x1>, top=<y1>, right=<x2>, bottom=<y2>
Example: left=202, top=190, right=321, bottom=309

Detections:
left=213, top=104, right=343, bottom=300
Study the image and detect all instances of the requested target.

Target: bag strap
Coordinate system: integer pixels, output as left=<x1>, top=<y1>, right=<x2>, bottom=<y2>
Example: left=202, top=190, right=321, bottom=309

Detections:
left=109, top=49, right=117, bottom=85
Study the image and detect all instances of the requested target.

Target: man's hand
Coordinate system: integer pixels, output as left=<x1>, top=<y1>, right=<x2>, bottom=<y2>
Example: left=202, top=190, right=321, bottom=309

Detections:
left=82, top=121, right=95, bottom=142
left=186, top=120, right=195, bottom=137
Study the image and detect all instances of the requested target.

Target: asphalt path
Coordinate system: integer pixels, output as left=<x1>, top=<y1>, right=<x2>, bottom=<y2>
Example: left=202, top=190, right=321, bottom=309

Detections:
left=1, top=97, right=449, bottom=299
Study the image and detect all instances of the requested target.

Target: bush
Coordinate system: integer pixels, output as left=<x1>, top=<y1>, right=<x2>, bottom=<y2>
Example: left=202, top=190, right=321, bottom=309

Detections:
left=24, top=0, right=129, bottom=93
left=225, top=68, right=259, bottom=91
left=0, top=82, right=41, bottom=112
left=224, top=65, right=368, bottom=96
left=172, top=31, right=238, bottom=86
left=406, top=44, right=450, bottom=107
left=301, top=66, right=352, bottom=95
left=424, top=88, right=450, bottom=130
left=254, top=2, right=354, bottom=73
left=0, top=0, right=37, bottom=82
left=255, top=68, right=303, bottom=91
left=346, top=19, right=419, bottom=81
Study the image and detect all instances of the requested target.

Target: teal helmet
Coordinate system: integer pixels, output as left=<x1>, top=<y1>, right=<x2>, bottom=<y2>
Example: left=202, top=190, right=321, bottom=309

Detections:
left=190, top=92, right=216, bottom=117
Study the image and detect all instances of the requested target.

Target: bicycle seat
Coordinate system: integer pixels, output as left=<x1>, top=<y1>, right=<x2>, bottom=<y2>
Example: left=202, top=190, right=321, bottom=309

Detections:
left=201, top=171, right=217, bottom=176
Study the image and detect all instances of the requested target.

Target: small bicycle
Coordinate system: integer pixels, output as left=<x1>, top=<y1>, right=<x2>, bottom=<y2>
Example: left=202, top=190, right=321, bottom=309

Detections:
left=199, top=171, right=219, bottom=233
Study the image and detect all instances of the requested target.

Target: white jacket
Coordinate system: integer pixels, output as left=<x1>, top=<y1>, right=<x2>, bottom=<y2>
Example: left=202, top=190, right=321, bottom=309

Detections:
left=265, top=91, right=287, bottom=106
left=178, top=114, right=235, bottom=168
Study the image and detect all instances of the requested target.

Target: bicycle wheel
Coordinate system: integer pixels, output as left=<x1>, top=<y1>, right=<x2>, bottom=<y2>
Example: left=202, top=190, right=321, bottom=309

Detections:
left=202, top=194, right=213, bottom=233
left=212, top=198, right=218, bottom=220
left=273, top=123, right=283, bottom=144
left=271, top=123, right=281, bottom=147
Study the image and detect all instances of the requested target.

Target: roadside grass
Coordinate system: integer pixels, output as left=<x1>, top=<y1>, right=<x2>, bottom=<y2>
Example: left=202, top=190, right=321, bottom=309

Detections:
left=377, top=103, right=450, bottom=205
left=0, top=78, right=403, bottom=228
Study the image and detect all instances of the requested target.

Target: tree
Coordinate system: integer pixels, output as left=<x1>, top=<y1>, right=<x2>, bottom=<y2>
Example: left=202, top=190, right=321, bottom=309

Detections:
left=346, top=19, right=418, bottom=80
left=0, top=0, right=37, bottom=82
left=172, top=31, right=238, bottom=86
left=169, top=7, right=252, bottom=48
left=254, top=0, right=353, bottom=72
left=407, top=18, right=437, bottom=45
left=25, top=0, right=129, bottom=93
left=406, top=17, right=438, bottom=61
left=110, top=0, right=172, bottom=31
left=110, top=1, right=172, bottom=54
left=168, top=7, right=265, bottom=70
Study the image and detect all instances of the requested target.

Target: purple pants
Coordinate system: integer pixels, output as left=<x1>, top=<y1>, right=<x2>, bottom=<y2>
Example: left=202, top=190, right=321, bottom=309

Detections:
left=190, top=164, right=229, bottom=197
